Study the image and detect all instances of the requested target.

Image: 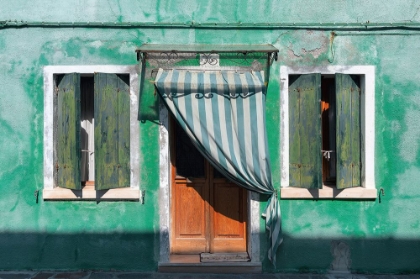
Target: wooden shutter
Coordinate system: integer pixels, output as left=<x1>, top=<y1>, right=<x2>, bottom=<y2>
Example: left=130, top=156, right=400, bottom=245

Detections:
left=56, top=73, right=81, bottom=190
left=335, top=74, right=361, bottom=189
left=94, top=73, right=130, bottom=190
left=289, top=74, right=322, bottom=189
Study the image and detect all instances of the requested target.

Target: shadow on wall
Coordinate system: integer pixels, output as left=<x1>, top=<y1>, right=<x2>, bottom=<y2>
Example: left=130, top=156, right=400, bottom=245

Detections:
left=271, top=234, right=420, bottom=274
left=0, top=231, right=158, bottom=271
left=0, top=231, right=420, bottom=273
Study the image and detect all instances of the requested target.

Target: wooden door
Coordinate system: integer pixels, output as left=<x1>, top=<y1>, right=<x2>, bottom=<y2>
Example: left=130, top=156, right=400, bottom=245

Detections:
left=170, top=121, right=247, bottom=254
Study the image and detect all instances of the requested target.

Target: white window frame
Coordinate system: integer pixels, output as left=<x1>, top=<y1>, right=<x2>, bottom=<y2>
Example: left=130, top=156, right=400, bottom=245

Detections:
left=280, top=65, right=376, bottom=199
left=43, top=65, right=140, bottom=200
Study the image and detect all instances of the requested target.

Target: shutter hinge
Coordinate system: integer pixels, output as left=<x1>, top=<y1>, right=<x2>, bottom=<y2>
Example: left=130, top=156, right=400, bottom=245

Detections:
left=55, top=162, right=59, bottom=171
left=55, top=87, right=59, bottom=95
left=34, top=190, right=39, bottom=204
left=141, top=190, right=146, bottom=204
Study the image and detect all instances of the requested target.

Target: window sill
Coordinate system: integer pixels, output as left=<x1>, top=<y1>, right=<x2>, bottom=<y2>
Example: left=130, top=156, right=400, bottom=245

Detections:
left=43, top=185, right=140, bottom=201
left=280, top=185, right=377, bottom=200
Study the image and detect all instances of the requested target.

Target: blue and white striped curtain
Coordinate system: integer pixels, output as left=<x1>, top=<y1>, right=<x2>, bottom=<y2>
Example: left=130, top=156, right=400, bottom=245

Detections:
left=155, top=68, right=282, bottom=264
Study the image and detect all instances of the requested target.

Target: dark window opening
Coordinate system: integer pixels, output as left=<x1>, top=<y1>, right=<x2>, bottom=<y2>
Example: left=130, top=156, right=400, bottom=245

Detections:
left=174, top=121, right=205, bottom=178
left=80, top=76, right=95, bottom=186
left=321, top=75, right=360, bottom=186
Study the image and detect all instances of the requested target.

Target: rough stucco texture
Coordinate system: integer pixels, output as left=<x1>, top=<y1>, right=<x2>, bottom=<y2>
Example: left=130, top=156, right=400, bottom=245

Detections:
left=1, top=0, right=420, bottom=274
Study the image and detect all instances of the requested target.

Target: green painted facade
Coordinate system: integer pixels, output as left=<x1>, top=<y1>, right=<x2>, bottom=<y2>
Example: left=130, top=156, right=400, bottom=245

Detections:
left=1, top=0, right=420, bottom=274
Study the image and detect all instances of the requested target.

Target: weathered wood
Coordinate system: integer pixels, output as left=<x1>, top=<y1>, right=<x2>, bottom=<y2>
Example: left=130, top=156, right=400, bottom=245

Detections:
left=57, top=73, right=81, bottom=190
left=94, top=73, right=130, bottom=190
left=288, top=74, right=322, bottom=189
left=210, top=181, right=247, bottom=253
left=335, top=74, right=361, bottom=189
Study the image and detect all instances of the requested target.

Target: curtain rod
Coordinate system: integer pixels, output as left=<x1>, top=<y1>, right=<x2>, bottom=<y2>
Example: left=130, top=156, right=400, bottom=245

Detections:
left=150, top=67, right=256, bottom=77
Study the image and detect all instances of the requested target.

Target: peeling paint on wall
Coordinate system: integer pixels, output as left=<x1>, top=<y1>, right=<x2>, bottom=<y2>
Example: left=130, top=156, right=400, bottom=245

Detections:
left=1, top=0, right=420, bottom=274
left=286, top=31, right=328, bottom=59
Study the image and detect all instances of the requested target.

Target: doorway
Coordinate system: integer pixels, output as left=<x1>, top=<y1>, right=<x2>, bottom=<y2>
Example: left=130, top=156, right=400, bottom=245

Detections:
left=169, top=119, right=248, bottom=255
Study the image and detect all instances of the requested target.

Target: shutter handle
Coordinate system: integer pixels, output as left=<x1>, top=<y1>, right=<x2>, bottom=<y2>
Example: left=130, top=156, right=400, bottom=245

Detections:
left=321, top=150, right=334, bottom=161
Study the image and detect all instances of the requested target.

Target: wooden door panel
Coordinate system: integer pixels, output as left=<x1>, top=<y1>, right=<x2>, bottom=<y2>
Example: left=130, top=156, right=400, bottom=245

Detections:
left=171, top=179, right=209, bottom=254
left=170, top=118, right=247, bottom=255
left=176, top=182, right=207, bottom=237
left=211, top=182, right=247, bottom=253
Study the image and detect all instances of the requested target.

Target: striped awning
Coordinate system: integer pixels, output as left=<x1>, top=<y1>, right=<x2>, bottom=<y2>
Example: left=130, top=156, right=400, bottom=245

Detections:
left=154, top=68, right=282, bottom=264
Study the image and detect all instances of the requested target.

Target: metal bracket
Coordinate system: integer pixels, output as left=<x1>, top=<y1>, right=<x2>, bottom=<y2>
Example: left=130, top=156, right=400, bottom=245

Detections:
left=136, top=44, right=279, bottom=72
left=269, top=52, right=278, bottom=65
left=380, top=188, right=385, bottom=196
left=141, top=190, right=146, bottom=204
left=34, top=190, right=39, bottom=203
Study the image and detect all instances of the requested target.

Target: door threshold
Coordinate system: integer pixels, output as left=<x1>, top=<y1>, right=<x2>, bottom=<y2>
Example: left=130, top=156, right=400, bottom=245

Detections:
left=158, top=254, right=261, bottom=273
left=200, top=252, right=250, bottom=262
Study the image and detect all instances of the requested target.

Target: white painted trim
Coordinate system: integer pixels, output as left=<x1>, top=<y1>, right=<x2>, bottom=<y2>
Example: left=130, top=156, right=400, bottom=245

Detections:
left=159, top=101, right=170, bottom=263
left=280, top=66, right=376, bottom=197
left=281, top=186, right=377, bottom=199
left=43, top=65, right=140, bottom=199
left=158, top=105, right=260, bottom=264
left=43, top=187, right=140, bottom=200
left=249, top=191, right=260, bottom=263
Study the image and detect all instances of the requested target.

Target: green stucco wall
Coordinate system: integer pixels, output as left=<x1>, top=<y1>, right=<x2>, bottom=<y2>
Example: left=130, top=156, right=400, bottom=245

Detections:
left=1, top=0, right=420, bottom=274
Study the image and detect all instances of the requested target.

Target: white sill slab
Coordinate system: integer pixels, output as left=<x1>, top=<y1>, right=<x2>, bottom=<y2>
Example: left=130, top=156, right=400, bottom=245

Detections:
left=43, top=185, right=140, bottom=201
left=281, top=185, right=377, bottom=200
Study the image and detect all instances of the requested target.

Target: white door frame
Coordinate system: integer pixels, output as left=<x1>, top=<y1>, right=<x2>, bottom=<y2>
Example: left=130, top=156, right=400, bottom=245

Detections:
left=158, top=103, right=261, bottom=263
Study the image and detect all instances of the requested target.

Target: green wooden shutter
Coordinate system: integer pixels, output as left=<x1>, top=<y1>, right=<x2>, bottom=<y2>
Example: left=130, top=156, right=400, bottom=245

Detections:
left=94, top=73, right=130, bottom=190
left=289, top=74, right=322, bottom=189
left=57, top=73, right=81, bottom=190
left=335, top=74, right=361, bottom=189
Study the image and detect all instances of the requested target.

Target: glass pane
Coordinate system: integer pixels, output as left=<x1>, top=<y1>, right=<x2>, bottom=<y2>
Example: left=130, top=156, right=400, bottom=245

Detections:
left=175, top=123, right=205, bottom=178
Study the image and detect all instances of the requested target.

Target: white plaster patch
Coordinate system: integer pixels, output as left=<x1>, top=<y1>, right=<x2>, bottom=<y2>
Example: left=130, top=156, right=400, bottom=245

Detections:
left=399, top=109, right=420, bottom=163
left=385, top=165, right=420, bottom=237
left=283, top=202, right=343, bottom=238
left=118, top=42, right=134, bottom=54
left=89, top=40, right=104, bottom=48
left=329, top=241, right=351, bottom=274
left=393, top=166, right=420, bottom=198
left=0, top=81, right=34, bottom=178
left=390, top=120, right=401, bottom=133
left=0, top=82, right=33, bottom=140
